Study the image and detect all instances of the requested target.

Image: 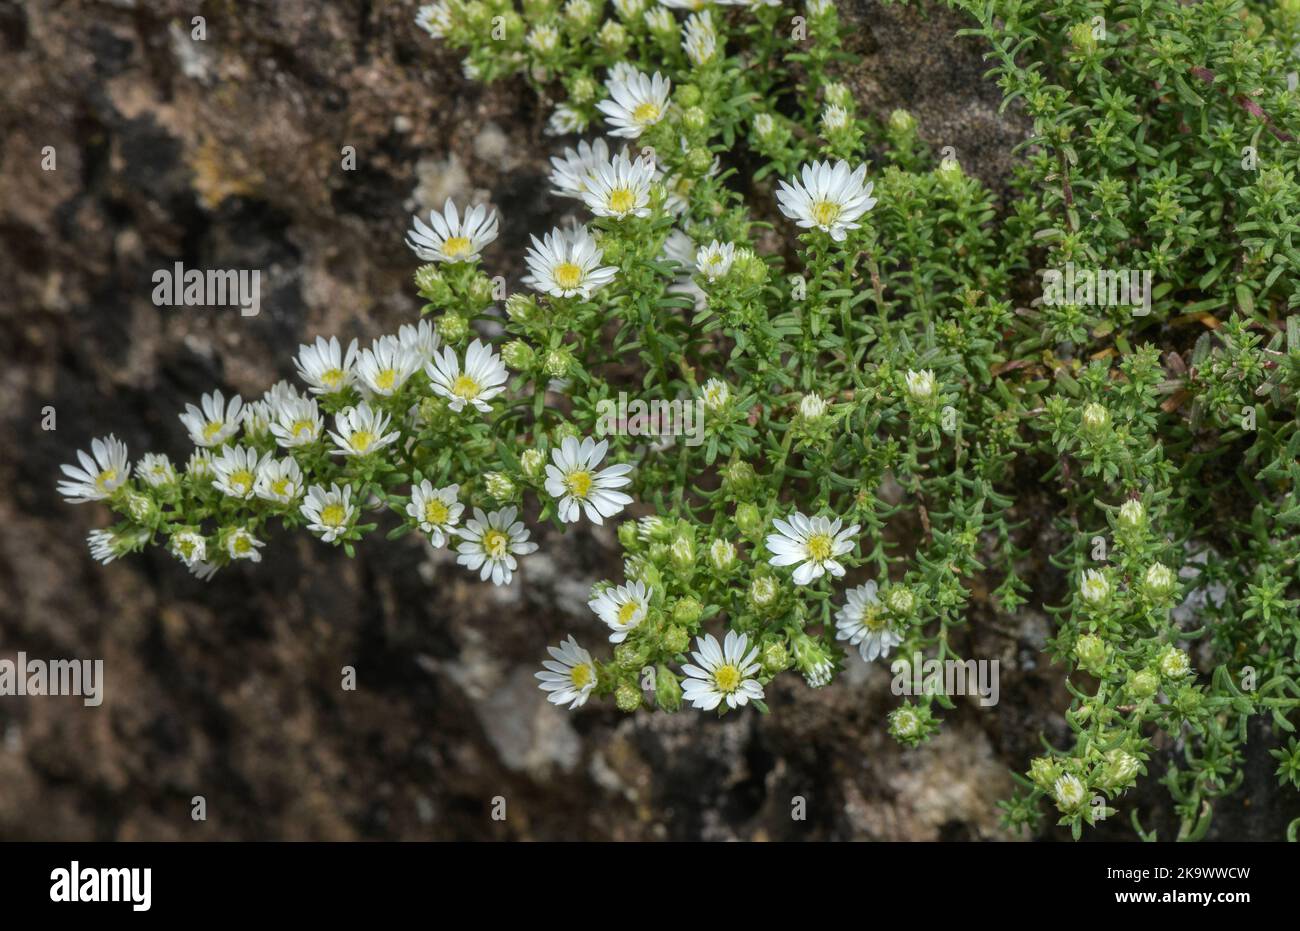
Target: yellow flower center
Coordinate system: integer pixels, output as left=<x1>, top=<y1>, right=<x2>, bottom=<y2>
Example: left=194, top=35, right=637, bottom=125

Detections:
left=553, top=262, right=583, bottom=289
left=233, top=536, right=252, bottom=555
left=607, top=187, right=636, bottom=214
left=95, top=468, right=118, bottom=490
left=176, top=538, right=196, bottom=559
left=442, top=235, right=472, bottom=259
left=291, top=419, right=315, bottom=438
left=864, top=608, right=887, bottom=633
left=424, top=499, right=450, bottom=525
left=713, top=664, right=741, bottom=693
left=230, top=469, right=254, bottom=494
left=349, top=430, right=374, bottom=452
left=374, top=369, right=397, bottom=391
left=271, top=478, right=290, bottom=497
left=807, top=533, right=833, bottom=561
left=452, top=374, right=480, bottom=399
left=322, top=368, right=344, bottom=389
left=565, top=470, right=593, bottom=499
left=617, top=600, right=641, bottom=625
left=811, top=199, right=841, bottom=227
left=202, top=420, right=225, bottom=442
left=570, top=663, right=593, bottom=689
left=321, top=503, right=346, bottom=527
left=632, top=101, right=661, bottom=125
left=483, top=529, right=509, bottom=559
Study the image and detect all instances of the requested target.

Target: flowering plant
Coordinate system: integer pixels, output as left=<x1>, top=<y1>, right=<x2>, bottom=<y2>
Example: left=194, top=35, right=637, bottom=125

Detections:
left=60, top=0, right=1300, bottom=839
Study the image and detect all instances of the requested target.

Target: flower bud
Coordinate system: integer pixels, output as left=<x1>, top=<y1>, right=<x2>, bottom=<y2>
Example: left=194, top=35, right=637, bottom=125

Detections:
left=1079, top=568, right=1110, bottom=606
left=722, top=460, right=754, bottom=495
left=662, top=625, right=689, bottom=654
left=438, top=311, right=469, bottom=343
left=1098, top=749, right=1140, bottom=790
left=675, top=83, right=701, bottom=108
left=467, top=275, right=495, bottom=306
left=1028, top=756, right=1060, bottom=791
left=505, top=292, right=537, bottom=322
left=885, top=586, right=915, bottom=617
left=1127, top=668, right=1160, bottom=700
left=615, top=681, right=642, bottom=712
left=799, top=393, right=829, bottom=421
left=654, top=664, right=682, bottom=712
left=682, top=106, right=708, bottom=132
left=1081, top=402, right=1110, bottom=434
left=543, top=347, right=574, bottom=378
left=569, top=74, right=599, bottom=105
left=672, top=597, right=702, bottom=625
left=598, top=20, right=628, bottom=54
left=519, top=447, right=545, bottom=479
left=888, top=704, right=926, bottom=743
left=669, top=535, right=695, bottom=570
left=1052, top=773, right=1087, bottom=812
left=888, top=108, right=916, bottom=137
left=1117, top=499, right=1145, bottom=531
left=762, top=640, right=789, bottom=674
left=1143, top=562, right=1176, bottom=598
left=1073, top=633, right=1107, bottom=672
left=1157, top=645, right=1190, bottom=679
left=823, top=81, right=852, bottom=108
left=749, top=575, right=778, bottom=608
left=553, top=421, right=581, bottom=442
left=904, top=369, right=937, bottom=403
left=709, top=539, right=737, bottom=571
left=484, top=471, right=516, bottom=502
left=617, top=520, right=639, bottom=550
left=735, top=503, right=763, bottom=539
left=685, top=147, right=714, bottom=175
left=1069, top=21, right=1098, bottom=53
left=501, top=339, right=534, bottom=370
left=414, top=263, right=443, bottom=296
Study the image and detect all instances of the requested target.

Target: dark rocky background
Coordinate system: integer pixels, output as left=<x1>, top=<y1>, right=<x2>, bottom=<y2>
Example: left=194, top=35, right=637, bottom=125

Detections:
left=1, top=0, right=1293, bottom=840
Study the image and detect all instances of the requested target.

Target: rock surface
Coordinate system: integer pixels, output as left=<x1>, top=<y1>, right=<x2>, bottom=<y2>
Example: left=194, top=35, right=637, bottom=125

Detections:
left=1, top=0, right=1294, bottom=841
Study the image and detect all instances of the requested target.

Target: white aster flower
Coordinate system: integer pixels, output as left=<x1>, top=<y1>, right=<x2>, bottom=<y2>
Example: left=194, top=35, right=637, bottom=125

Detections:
left=701, top=378, right=730, bottom=410
left=695, top=240, right=736, bottom=281
left=300, top=483, right=355, bottom=543
left=210, top=445, right=269, bottom=500
left=294, top=335, right=359, bottom=395
left=356, top=336, right=422, bottom=397
left=904, top=369, right=937, bottom=403
left=406, top=198, right=499, bottom=264
left=581, top=150, right=655, bottom=219
left=549, top=138, right=613, bottom=199
left=543, top=436, right=634, bottom=525
left=225, top=527, right=265, bottom=563
left=546, top=103, right=588, bottom=136
left=406, top=480, right=464, bottom=547
left=765, top=511, right=860, bottom=585
left=1052, top=774, right=1087, bottom=811
left=397, top=319, right=441, bottom=361
left=57, top=435, right=131, bottom=502
left=179, top=390, right=244, bottom=448
left=523, top=225, right=618, bottom=298
left=682, top=10, right=718, bottom=66
left=455, top=506, right=539, bottom=586
left=425, top=338, right=509, bottom=414
left=329, top=401, right=400, bottom=457
left=835, top=581, right=902, bottom=662
left=170, top=529, right=207, bottom=567
left=415, top=2, right=452, bottom=38
left=535, top=636, right=598, bottom=709
left=776, top=159, right=877, bottom=242
left=254, top=455, right=304, bottom=505
left=268, top=394, right=324, bottom=448
left=597, top=67, right=671, bottom=138
left=134, top=453, right=176, bottom=488
left=681, top=631, right=764, bottom=711
left=589, top=580, right=652, bottom=643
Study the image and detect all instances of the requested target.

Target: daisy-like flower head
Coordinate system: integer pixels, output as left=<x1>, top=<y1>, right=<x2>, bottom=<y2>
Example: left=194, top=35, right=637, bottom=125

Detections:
left=681, top=631, right=764, bottom=711
left=701, top=377, right=730, bottom=410
left=170, top=529, right=207, bottom=567
left=766, top=511, right=860, bottom=585
left=406, top=480, right=464, bottom=548
left=134, top=453, right=176, bottom=488
left=329, top=401, right=400, bottom=457
left=415, top=1, right=452, bottom=38
left=834, top=581, right=902, bottom=662
left=300, top=483, right=355, bottom=543
left=681, top=10, right=718, bottom=66
left=549, top=138, right=613, bottom=200
left=425, top=338, right=509, bottom=414
left=904, top=369, right=937, bottom=403
left=225, top=527, right=265, bottom=563
left=543, top=436, right=634, bottom=525
left=523, top=225, right=619, bottom=298
left=597, top=67, right=671, bottom=138
left=268, top=395, right=324, bottom=448
left=455, top=506, right=539, bottom=586
left=87, top=528, right=144, bottom=565
left=254, top=455, right=304, bottom=505
left=406, top=198, right=499, bottom=264
left=695, top=240, right=736, bottom=282
left=179, top=390, right=244, bottom=448
left=581, top=150, right=656, bottom=220
left=294, top=335, right=359, bottom=395
left=776, top=159, right=877, bottom=242
left=356, top=336, right=423, bottom=397
left=56, top=435, right=130, bottom=503
left=210, top=445, right=269, bottom=500
left=397, top=319, right=440, bottom=361
left=1052, top=774, right=1087, bottom=812
left=535, top=636, right=598, bottom=709
left=589, top=580, right=653, bottom=643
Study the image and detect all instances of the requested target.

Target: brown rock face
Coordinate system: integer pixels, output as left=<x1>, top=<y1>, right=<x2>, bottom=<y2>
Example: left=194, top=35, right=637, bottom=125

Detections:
left=1, top=0, right=1292, bottom=841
